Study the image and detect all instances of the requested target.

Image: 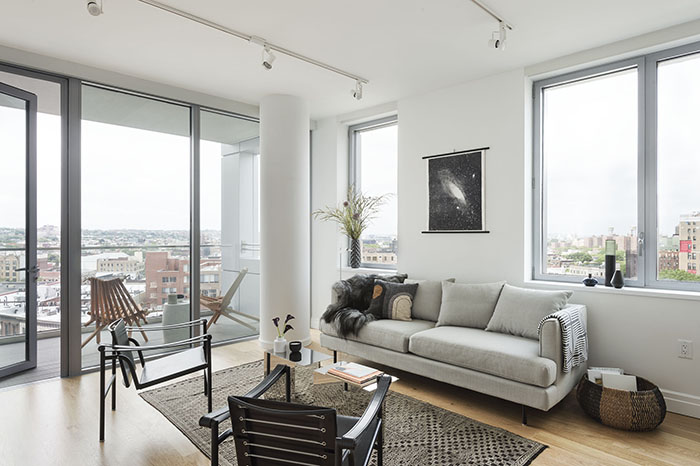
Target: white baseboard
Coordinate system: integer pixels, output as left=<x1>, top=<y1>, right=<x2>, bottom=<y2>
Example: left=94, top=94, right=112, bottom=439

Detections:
left=661, top=388, right=700, bottom=419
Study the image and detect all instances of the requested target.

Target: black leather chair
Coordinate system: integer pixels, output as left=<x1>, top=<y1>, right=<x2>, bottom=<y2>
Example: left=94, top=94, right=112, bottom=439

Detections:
left=98, top=318, right=212, bottom=442
left=199, top=365, right=390, bottom=466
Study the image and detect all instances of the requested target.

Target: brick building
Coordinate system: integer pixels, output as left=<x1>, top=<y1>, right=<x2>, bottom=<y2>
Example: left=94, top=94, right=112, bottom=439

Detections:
left=144, top=251, right=190, bottom=309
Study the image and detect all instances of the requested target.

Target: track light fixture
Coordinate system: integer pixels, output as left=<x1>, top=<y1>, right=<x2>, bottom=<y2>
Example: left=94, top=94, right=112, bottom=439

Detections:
left=469, top=0, right=514, bottom=50
left=136, top=0, right=369, bottom=100
left=351, top=80, right=363, bottom=101
left=87, top=0, right=103, bottom=16
left=488, top=21, right=507, bottom=50
left=261, top=46, right=276, bottom=70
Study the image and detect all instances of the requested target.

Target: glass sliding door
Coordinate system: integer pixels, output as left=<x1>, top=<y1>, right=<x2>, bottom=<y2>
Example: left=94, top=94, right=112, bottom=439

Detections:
left=0, top=82, right=38, bottom=378
left=0, top=69, right=63, bottom=387
left=80, top=84, right=190, bottom=368
left=199, top=110, right=260, bottom=342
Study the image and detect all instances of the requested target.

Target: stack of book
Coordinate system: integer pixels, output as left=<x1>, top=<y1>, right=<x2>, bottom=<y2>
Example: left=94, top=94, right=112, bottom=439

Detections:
left=327, top=362, right=383, bottom=386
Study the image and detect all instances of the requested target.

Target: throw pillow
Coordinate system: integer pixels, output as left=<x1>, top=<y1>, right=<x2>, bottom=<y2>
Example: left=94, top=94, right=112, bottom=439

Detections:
left=485, top=284, right=573, bottom=339
left=436, top=281, right=505, bottom=329
left=366, top=280, right=419, bottom=321
left=405, top=278, right=455, bottom=322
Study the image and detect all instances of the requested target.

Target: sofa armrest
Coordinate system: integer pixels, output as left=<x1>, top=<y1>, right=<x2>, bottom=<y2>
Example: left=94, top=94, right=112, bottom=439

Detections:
left=539, top=304, right=587, bottom=373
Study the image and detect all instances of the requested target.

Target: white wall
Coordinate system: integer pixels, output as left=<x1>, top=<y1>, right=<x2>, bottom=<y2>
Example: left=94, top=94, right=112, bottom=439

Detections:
left=395, top=67, right=700, bottom=418
left=397, top=68, right=528, bottom=284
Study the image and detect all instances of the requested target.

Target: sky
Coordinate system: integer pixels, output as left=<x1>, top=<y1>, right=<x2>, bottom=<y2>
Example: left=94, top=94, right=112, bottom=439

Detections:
left=0, top=109, right=232, bottom=233
left=357, top=124, right=398, bottom=238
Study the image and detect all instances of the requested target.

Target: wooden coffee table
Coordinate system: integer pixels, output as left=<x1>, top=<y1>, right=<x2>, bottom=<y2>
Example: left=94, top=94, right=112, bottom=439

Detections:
left=314, top=361, right=398, bottom=392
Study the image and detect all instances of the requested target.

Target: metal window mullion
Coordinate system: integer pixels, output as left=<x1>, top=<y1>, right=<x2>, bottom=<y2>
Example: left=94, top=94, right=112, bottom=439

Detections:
left=636, top=57, right=647, bottom=287
left=190, top=105, right=201, bottom=337
left=533, top=81, right=545, bottom=280
left=65, top=78, right=82, bottom=376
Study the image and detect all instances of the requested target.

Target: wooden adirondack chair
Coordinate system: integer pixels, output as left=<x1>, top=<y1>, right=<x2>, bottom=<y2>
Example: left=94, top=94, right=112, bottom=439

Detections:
left=200, top=267, right=258, bottom=331
left=82, top=277, right=149, bottom=348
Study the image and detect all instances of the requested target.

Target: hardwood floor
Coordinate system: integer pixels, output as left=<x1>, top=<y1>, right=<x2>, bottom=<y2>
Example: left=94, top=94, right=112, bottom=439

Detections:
left=1, top=330, right=699, bottom=466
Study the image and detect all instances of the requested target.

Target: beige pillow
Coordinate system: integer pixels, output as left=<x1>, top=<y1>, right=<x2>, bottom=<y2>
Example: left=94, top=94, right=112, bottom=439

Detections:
left=436, top=281, right=505, bottom=328
left=485, top=284, right=573, bottom=339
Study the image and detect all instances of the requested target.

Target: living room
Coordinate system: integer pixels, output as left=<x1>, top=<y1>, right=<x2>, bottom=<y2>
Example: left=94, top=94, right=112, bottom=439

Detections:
left=1, top=1, right=700, bottom=465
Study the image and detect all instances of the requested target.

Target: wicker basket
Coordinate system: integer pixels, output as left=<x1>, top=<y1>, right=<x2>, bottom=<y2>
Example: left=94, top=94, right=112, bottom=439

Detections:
left=576, top=373, right=666, bottom=431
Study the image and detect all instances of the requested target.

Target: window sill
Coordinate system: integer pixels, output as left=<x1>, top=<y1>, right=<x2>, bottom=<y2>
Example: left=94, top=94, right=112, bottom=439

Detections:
left=525, top=279, right=700, bottom=302
left=340, top=266, right=398, bottom=275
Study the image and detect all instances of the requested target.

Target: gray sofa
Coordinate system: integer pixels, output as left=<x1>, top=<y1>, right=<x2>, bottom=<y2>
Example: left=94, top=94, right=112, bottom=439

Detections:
left=320, top=279, right=587, bottom=421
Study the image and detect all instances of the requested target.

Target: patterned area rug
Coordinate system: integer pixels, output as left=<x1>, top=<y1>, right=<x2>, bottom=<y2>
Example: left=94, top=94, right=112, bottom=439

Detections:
left=140, top=360, right=546, bottom=466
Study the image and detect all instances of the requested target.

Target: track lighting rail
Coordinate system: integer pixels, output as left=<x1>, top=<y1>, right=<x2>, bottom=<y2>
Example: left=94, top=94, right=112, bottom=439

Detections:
left=470, top=0, right=514, bottom=30
left=136, top=0, right=369, bottom=85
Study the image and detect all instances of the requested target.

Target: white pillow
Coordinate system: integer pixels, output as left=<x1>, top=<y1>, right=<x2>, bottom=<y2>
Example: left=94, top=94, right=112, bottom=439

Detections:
left=485, top=284, right=573, bottom=339
left=404, top=278, right=455, bottom=321
left=436, top=281, right=505, bottom=329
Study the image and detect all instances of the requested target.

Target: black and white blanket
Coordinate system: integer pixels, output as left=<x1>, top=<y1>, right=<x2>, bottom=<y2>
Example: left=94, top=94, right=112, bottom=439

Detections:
left=538, top=306, right=588, bottom=373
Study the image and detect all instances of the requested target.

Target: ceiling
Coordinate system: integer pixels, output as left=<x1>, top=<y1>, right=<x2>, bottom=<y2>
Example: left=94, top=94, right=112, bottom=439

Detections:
left=1, top=1, right=700, bottom=118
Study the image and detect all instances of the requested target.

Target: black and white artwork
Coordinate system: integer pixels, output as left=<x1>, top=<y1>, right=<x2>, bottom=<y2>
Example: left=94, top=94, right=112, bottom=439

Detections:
left=425, top=150, right=485, bottom=232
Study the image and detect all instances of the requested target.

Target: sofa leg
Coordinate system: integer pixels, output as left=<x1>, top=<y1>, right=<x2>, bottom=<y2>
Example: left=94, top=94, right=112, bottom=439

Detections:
left=521, top=405, right=528, bottom=426
left=333, top=350, right=337, bottom=363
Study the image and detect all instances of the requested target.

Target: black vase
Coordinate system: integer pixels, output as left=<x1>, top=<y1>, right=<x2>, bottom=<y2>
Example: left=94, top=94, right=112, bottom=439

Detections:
left=350, top=238, right=361, bottom=268
left=611, top=270, right=624, bottom=289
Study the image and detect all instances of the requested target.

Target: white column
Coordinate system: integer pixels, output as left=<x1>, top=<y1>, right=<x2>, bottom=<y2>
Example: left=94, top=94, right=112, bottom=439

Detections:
left=259, top=95, right=311, bottom=347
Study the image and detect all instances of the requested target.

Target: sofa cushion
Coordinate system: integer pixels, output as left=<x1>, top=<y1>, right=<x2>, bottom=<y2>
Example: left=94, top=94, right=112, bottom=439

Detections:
left=404, top=278, right=455, bottom=322
left=485, top=284, right=573, bottom=340
left=409, top=326, right=557, bottom=387
left=320, top=318, right=435, bottom=353
left=436, top=281, right=505, bottom=329
left=366, top=280, right=419, bottom=321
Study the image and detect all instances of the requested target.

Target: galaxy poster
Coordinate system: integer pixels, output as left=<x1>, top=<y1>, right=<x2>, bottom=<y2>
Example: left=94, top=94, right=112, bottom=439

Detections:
left=427, top=150, right=484, bottom=232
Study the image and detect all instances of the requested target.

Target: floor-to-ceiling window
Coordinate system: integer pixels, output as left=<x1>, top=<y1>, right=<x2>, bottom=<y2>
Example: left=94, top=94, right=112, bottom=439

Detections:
left=199, top=110, right=260, bottom=343
left=80, top=84, right=191, bottom=368
left=0, top=63, right=261, bottom=383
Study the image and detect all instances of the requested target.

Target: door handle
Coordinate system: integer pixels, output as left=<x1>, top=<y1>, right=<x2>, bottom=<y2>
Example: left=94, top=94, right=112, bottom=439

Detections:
left=14, top=265, right=39, bottom=278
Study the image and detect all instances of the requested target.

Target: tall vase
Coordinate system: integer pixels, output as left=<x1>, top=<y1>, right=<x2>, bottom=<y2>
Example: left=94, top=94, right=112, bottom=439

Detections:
left=350, top=238, right=361, bottom=268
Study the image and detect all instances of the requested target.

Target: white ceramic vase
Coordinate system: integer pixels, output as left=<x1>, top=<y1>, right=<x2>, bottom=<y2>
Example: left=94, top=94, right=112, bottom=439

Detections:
left=273, top=336, right=287, bottom=353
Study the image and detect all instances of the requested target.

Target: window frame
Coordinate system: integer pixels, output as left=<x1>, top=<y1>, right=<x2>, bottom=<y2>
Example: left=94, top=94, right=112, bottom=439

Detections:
left=533, top=40, right=700, bottom=292
left=348, top=115, right=398, bottom=270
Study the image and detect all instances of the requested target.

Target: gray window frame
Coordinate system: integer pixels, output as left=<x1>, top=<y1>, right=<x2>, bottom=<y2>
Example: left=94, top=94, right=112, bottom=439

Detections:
left=533, top=40, right=700, bottom=292
left=348, top=115, right=398, bottom=270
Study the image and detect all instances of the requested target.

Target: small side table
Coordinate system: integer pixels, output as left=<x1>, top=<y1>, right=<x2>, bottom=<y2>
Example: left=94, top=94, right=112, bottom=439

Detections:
left=264, top=347, right=332, bottom=375
left=263, top=347, right=333, bottom=397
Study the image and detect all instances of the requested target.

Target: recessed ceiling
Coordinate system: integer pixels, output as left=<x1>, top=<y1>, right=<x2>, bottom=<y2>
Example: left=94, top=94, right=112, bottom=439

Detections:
left=1, top=0, right=700, bottom=118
